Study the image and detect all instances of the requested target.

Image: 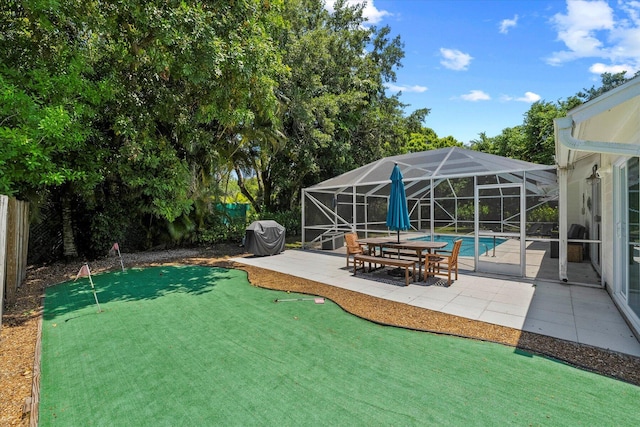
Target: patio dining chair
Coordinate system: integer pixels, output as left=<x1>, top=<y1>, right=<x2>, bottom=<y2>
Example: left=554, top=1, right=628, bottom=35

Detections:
left=425, top=239, right=463, bottom=286
left=344, top=232, right=365, bottom=268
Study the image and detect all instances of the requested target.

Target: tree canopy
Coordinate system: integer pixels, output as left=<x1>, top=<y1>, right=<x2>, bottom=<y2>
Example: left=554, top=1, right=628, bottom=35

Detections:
left=2, top=0, right=636, bottom=261
left=1, top=0, right=442, bottom=259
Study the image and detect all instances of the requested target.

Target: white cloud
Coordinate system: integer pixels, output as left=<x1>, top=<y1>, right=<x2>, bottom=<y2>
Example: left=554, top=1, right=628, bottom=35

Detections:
left=612, top=26, right=640, bottom=59
left=547, top=0, right=640, bottom=71
left=357, top=0, right=391, bottom=24
left=548, top=0, right=614, bottom=64
left=499, top=15, right=518, bottom=34
left=620, top=0, right=640, bottom=24
left=461, top=90, right=491, bottom=101
left=589, top=62, right=639, bottom=74
left=517, top=91, right=541, bottom=103
left=501, top=91, right=541, bottom=103
left=440, top=48, right=473, bottom=71
left=385, top=83, right=428, bottom=93
left=325, top=0, right=391, bottom=24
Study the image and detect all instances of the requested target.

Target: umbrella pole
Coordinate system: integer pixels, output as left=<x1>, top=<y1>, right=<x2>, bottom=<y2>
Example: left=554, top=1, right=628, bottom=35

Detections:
left=389, top=228, right=404, bottom=277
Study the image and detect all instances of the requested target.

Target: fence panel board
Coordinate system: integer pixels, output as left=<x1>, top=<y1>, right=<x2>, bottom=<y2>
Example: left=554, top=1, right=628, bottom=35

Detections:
left=5, top=198, right=19, bottom=306
left=1, top=196, right=30, bottom=325
left=0, top=195, right=7, bottom=325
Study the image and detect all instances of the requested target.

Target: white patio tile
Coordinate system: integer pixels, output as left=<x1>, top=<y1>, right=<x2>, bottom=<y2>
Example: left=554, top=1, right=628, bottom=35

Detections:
left=343, top=280, right=382, bottom=293
left=450, top=280, right=477, bottom=290
left=449, top=295, right=490, bottom=310
left=411, top=296, right=448, bottom=311
left=522, top=318, right=578, bottom=342
left=458, top=287, right=498, bottom=301
left=491, top=291, right=534, bottom=306
left=421, top=287, right=459, bottom=303
left=569, top=285, right=608, bottom=302
left=499, top=286, right=535, bottom=302
left=475, top=281, right=507, bottom=293
left=528, top=297, right=574, bottom=315
left=478, top=310, right=526, bottom=329
left=530, top=281, right=572, bottom=298
left=360, top=286, right=396, bottom=299
left=572, top=299, right=619, bottom=318
left=486, top=300, right=530, bottom=317
left=441, top=302, right=486, bottom=320
left=575, top=328, right=640, bottom=357
left=490, top=278, right=524, bottom=289
left=401, top=284, right=435, bottom=296
left=499, top=284, right=536, bottom=297
left=384, top=291, right=420, bottom=305
left=574, top=314, right=630, bottom=333
left=526, top=307, right=576, bottom=325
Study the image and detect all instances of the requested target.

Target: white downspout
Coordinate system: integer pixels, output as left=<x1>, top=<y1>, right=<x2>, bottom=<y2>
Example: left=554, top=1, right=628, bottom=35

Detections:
left=557, top=166, right=569, bottom=282
left=555, top=117, right=640, bottom=156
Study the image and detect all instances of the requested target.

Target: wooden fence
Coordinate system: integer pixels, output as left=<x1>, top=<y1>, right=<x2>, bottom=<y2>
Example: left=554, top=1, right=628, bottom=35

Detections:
left=0, top=195, right=30, bottom=328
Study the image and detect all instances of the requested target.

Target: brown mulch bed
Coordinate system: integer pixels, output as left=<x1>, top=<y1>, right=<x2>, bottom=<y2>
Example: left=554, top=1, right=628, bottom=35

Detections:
left=2, top=246, right=639, bottom=426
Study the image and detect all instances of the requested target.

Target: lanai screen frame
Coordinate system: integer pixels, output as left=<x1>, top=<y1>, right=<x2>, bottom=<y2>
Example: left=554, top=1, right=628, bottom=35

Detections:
left=301, top=147, right=558, bottom=248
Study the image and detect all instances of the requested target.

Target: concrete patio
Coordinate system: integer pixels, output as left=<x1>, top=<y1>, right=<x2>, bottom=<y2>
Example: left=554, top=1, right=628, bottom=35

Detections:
left=232, top=249, right=640, bottom=358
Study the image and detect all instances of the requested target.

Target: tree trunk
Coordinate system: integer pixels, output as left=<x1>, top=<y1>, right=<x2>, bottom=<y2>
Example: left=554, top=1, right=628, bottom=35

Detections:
left=62, top=194, right=78, bottom=258
left=234, top=166, right=261, bottom=213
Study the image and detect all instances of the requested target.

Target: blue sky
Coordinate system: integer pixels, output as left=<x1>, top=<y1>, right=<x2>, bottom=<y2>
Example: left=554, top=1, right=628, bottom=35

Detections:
left=328, top=0, right=640, bottom=144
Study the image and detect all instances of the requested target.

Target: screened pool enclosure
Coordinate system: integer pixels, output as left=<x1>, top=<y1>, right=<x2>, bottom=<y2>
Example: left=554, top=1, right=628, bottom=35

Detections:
left=302, top=147, right=562, bottom=278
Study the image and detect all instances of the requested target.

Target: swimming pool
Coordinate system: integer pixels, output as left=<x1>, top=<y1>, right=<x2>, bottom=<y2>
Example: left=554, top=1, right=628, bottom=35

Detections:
left=409, top=234, right=506, bottom=257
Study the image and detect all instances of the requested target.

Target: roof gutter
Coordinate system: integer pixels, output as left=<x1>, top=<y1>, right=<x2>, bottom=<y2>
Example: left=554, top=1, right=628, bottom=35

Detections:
left=555, top=116, right=640, bottom=158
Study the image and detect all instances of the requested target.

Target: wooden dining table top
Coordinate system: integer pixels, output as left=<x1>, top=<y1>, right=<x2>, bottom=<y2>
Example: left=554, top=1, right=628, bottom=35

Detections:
left=356, top=237, right=448, bottom=251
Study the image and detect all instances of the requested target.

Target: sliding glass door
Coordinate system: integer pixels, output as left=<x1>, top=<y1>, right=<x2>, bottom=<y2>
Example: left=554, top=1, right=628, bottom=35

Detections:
left=626, top=158, right=640, bottom=317
left=616, top=158, right=640, bottom=319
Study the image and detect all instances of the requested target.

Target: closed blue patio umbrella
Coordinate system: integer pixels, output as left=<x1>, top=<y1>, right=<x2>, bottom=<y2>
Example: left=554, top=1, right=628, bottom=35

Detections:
left=386, top=163, right=411, bottom=243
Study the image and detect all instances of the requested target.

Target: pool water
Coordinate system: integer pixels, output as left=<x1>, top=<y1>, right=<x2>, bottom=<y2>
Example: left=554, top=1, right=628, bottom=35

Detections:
left=409, top=234, right=506, bottom=257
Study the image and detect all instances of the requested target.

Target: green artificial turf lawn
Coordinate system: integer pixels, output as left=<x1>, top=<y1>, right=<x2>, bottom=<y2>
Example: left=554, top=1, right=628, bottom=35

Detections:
left=39, top=265, right=639, bottom=426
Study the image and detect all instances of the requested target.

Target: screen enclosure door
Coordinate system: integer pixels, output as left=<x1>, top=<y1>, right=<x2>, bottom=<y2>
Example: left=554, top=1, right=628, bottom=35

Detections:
left=475, top=183, right=525, bottom=277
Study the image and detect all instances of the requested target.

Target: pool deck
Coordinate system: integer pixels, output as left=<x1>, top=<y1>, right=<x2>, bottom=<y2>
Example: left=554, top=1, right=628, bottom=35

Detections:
left=232, top=249, right=640, bottom=358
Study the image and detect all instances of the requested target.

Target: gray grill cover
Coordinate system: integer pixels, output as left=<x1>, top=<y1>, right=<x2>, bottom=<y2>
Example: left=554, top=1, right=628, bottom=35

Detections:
left=245, top=220, right=285, bottom=256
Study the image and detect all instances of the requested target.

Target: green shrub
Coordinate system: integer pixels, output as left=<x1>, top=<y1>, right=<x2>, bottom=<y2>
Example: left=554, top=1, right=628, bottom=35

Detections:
left=528, top=205, right=558, bottom=223
left=258, top=207, right=301, bottom=236
left=196, top=219, right=242, bottom=244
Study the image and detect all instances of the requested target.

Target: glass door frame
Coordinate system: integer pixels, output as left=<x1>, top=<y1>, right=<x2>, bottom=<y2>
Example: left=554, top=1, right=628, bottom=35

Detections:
left=614, top=159, right=629, bottom=299
left=474, top=181, right=526, bottom=277
left=615, top=157, right=640, bottom=309
left=589, top=176, right=603, bottom=274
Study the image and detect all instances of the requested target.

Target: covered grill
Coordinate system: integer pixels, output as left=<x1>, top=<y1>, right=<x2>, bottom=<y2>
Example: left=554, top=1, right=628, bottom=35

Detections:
left=244, top=220, right=286, bottom=256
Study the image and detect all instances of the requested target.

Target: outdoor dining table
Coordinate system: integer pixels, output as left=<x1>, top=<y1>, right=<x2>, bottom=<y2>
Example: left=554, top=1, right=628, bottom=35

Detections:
left=356, top=237, right=448, bottom=280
